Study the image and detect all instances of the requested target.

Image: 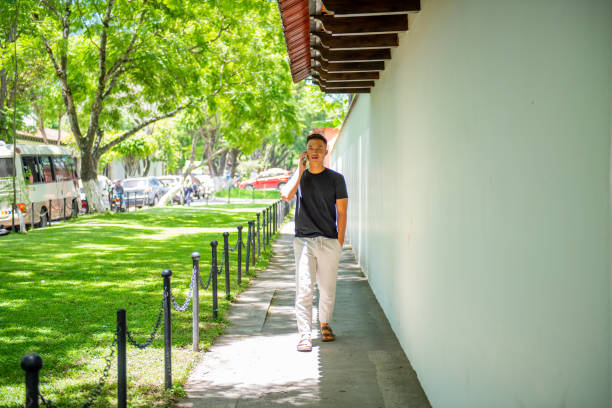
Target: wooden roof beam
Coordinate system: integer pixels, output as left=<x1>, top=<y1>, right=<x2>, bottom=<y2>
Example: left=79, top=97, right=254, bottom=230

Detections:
left=313, top=44, right=391, bottom=62
left=313, top=69, right=379, bottom=81
left=314, top=59, right=384, bottom=72
left=321, top=0, right=421, bottom=16
left=315, top=79, right=375, bottom=88
left=316, top=14, right=408, bottom=35
left=313, top=32, right=398, bottom=50
left=320, top=86, right=371, bottom=94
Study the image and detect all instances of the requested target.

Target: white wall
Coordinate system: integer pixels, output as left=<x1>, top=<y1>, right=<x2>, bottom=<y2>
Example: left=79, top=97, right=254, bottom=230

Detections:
left=331, top=1, right=611, bottom=407
left=609, top=17, right=612, bottom=404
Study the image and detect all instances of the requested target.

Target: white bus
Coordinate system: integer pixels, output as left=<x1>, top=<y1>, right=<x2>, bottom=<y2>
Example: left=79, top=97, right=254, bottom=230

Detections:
left=0, top=141, right=80, bottom=230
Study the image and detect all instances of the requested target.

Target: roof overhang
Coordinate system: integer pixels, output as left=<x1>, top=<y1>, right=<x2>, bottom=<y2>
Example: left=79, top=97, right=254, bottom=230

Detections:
left=277, top=0, right=420, bottom=94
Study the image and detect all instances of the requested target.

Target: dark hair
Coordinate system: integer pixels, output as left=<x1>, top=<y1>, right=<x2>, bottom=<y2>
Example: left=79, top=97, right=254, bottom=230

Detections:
left=307, top=133, right=327, bottom=146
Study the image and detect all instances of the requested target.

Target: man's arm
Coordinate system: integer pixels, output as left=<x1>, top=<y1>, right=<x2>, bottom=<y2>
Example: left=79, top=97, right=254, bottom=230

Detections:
left=281, top=151, right=308, bottom=202
left=336, top=198, right=348, bottom=246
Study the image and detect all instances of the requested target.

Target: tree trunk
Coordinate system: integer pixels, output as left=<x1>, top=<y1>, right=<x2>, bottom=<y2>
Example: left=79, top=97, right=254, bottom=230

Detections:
left=57, top=111, right=64, bottom=145
left=228, top=148, right=239, bottom=178
left=261, top=142, right=272, bottom=171
left=217, top=150, right=228, bottom=177
left=0, top=68, right=7, bottom=113
left=143, top=158, right=151, bottom=176
left=80, top=150, right=107, bottom=212
left=0, top=68, right=6, bottom=140
left=33, top=104, right=49, bottom=144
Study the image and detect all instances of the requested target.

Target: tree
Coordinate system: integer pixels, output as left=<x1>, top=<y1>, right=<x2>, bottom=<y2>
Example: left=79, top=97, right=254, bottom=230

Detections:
left=240, top=82, right=348, bottom=175
left=35, top=0, right=248, bottom=211
left=180, top=2, right=303, bottom=175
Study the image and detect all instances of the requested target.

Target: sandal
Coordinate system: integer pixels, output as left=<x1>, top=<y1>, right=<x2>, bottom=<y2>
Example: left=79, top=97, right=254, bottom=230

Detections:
left=321, top=324, right=335, bottom=342
left=297, top=334, right=312, bottom=352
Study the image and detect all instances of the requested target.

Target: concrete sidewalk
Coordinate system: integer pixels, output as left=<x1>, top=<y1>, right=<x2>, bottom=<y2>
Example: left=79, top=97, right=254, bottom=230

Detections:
left=178, top=222, right=431, bottom=408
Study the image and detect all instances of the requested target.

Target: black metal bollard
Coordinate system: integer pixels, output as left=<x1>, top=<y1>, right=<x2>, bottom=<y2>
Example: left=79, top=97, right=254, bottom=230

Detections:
left=21, top=353, right=43, bottom=408
left=48, top=199, right=52, bottom=221
left=117, top=309, right=127, bottom=408
left=245, top=223, right=251, bottom=275
left=162, top=269, right=173, bottom=390
left=223, top=232, right=230, bottom=299
left=237, top=225, right=243, bottom=285
left=262, top=210, right=266, bottom=249
left=192, top=252, right=200, bottom=352
left=250, top=220, right=256, bottom=266
left=257, top=213, right=261, bottom=258
left=268, top=205, right=272, bottom=240
left=267, top=206, right=271, bottom=245
left=63, top=197, right=66, bottom=219
left=266, top=207, right=270, bottom=245
left=211, top=241, right=219, bottom=319
left=273, top=202, right=276, bottom=233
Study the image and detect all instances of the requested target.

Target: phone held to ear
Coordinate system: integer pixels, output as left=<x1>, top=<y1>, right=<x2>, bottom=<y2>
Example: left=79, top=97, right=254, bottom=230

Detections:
left=302, top=156, right=308, bottom=166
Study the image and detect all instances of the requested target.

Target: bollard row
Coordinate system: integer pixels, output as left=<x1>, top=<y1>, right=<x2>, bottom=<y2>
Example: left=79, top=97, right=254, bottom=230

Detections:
left=19, top=200, right=293, bottom=407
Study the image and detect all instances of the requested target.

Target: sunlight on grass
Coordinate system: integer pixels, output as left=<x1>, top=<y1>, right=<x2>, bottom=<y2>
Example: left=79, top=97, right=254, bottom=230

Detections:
left=0, top=203, right=280, bottom=408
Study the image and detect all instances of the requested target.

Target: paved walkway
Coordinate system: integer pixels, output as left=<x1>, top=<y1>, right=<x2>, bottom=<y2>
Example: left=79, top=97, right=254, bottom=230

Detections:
left=178, top=222, right=431, bottom=408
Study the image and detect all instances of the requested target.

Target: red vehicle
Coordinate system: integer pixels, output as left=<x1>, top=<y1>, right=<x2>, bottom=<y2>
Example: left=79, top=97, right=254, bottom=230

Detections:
left=239, top=168, right=291, bottom=190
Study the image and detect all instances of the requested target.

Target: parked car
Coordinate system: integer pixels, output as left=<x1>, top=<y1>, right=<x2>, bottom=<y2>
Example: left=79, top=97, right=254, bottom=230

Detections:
left=238, top=168, right=291, bottom=190
left=158, top=175, right=185, bottom=204
left=121, top=177, right=165, bottom=207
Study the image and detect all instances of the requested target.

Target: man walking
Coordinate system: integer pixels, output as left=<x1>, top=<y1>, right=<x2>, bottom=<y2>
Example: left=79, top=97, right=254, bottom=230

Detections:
left=281, top=133, right=348, bottom=352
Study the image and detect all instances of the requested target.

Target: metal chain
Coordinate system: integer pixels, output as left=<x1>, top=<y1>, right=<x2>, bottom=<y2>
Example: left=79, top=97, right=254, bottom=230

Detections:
left=82, top=333, right=118, bottom=408
left=127, top=300, right=164, bottom=349
left=37, top=332, right=117, bottom=408
left=170, top=269, right=196, bottom=312
left=200, top=269, right=213, bottom=290
left=218, top=253, right=224, bottom=276
left=39, top=392, right=58, bottom=408
left=228, top=239, right=245, bottom=252
left=199, top=253, right=223, bottom=290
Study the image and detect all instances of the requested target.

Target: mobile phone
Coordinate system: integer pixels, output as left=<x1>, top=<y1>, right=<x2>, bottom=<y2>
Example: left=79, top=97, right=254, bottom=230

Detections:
left=302, top=156, right=308, bottom=165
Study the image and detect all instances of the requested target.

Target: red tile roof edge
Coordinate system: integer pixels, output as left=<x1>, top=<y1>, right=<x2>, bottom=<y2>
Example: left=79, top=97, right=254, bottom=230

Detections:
left=277, top=0, right=311, bottom=83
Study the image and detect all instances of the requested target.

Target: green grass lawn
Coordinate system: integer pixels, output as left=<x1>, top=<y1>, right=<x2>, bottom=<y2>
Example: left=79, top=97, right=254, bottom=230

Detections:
left=0, top=203, right=280, bottom=407
left=214, top=187, right=281, bottom=200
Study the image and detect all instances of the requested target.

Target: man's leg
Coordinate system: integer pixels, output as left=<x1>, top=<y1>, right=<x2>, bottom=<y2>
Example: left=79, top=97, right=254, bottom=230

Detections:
left=315, top=238, right=342, bottom=334
left=293, top=238, right=316, bottom=336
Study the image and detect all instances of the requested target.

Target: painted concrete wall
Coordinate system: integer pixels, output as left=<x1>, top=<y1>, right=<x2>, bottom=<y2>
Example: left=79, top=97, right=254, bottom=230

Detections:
left=331, top=1, right=611, bottom=407
left=609, top=17, right=612, bottom=405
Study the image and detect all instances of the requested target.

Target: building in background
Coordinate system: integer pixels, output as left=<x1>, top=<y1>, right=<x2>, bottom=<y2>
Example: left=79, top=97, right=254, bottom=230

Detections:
left=16, top=129, right=65, bottom=146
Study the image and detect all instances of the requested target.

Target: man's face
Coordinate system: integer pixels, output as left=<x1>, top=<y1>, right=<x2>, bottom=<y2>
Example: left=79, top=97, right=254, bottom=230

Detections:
left=306, top=138, right=327, bottom=166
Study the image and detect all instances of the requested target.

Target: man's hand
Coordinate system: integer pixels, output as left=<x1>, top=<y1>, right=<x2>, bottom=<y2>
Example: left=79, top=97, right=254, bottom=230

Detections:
left=298, top=151, right=308, bottom=173
left=281, top=152, right=308, bottom=202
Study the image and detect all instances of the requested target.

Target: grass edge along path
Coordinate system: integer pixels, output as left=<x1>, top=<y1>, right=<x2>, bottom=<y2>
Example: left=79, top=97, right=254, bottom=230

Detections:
left=0, top=203, right=289, bottom=408
left=214, top=187, right=281, bottom=200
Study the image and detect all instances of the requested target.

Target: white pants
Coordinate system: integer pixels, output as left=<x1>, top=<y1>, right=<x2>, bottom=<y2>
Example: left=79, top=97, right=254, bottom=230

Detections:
left=293, top=236, right=343, bottom=335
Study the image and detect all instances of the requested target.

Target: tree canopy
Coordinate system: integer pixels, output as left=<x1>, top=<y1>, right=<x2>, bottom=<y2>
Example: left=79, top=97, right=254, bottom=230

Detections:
left=0, top=0, right=348, bottom=211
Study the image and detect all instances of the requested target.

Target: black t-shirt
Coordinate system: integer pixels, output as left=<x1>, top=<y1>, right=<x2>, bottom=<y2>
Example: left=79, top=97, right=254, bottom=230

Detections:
left=295, top=168, right=348, bottom=239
